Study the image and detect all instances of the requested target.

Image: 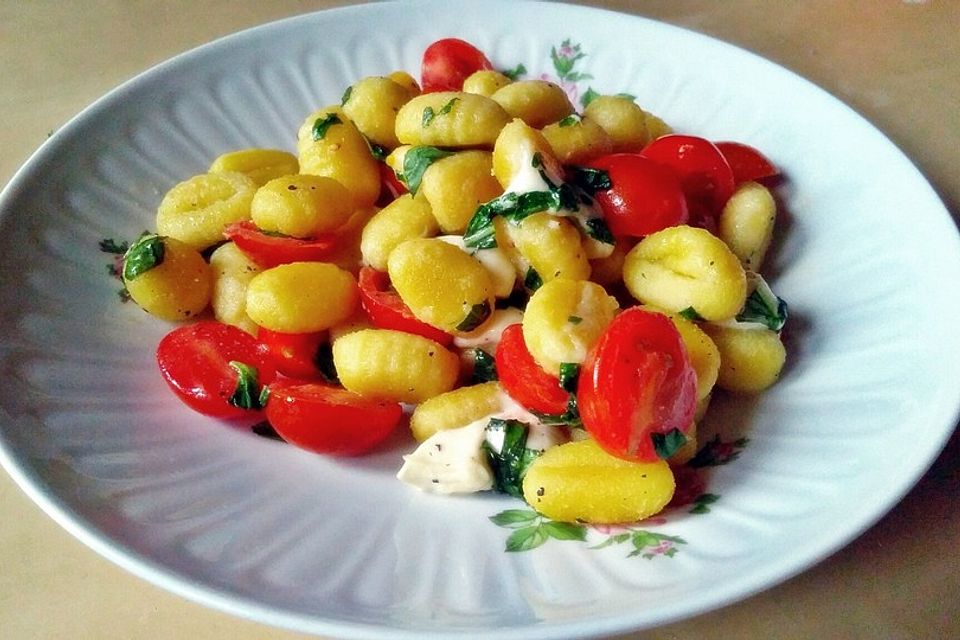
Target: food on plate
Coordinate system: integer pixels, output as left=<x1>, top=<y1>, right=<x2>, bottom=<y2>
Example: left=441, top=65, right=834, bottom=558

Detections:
left=108, top=37, right=789, bottom=525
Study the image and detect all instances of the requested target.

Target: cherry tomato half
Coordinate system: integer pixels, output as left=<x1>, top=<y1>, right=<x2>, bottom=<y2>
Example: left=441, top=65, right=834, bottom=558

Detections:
left=378, top=162, right=408, bottom=205
left=641, top=134, right=736, bottom=218
left=586, top=153, right=689, bottom=238
left=156, top=320, right=276, bottom=419
left=223, top=221, right=338, bottom=269
left=420, top=38, right=494, bottom=93
left=257, top=328, right=327, bottom=380
left=357, top=267, right=454, bottom=346
left=714, top=141, right=780, bottom=184
left=495, top=323, right=570, bottom=415
left=577, top=308, right=698, bottom=462
left=265, top=381, right=403, bottom=456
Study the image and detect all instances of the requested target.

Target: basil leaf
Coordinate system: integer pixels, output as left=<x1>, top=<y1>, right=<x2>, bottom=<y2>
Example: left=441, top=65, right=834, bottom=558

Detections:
left=122, top=233, right=165, bottom=281
left=340, top=85, right=353, bottom=106
left=679, top=306, right=706, bottom=322
left=401, top=146, right=453, bottom=195
left=532, top=394, right=582, bottom=429
left=557, top=114, right=581, bottom=128
left=568, top=166, right=612, bottom=194
left=652, top=428, right=688, bottom=459
left=567, top=315, right=583, bottom=325
left=456, top=301, right=492, bottom=332
left=311, top=113, right=342, bottom=141
left=439, top=97, right=459, bottom=116
left=584, top=217, right=614, bottom=245
left=737, top=277, right=788, bottom=331
left=558, top=363, right=580, bottom=393
left=483, top=418, right=542, bottom=498
left=99, top=238, right=129, bottom=254
left=523, top=267, right=543, bottom=291
left=421, top=106, right=436, bottom=127
left=470, top=348, right=498, bottom=384
left=228, top=361, right=268, bottom=411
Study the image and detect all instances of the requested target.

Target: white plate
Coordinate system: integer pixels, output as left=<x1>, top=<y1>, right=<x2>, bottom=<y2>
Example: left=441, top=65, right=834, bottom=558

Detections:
left=1, top=1, right=959, bottom=638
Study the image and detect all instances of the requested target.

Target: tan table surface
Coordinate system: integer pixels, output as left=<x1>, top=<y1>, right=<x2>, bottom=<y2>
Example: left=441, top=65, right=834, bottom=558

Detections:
left=2, top=1, right=958, bottom=638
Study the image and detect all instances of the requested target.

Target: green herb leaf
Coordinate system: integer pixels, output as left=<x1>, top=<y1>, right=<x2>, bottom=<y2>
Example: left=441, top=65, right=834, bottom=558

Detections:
left=567, top=315, right=582, bottom=325
left=311, top=113, right=342, bottom=141
left=456, top=301, right=492, bottom=332
left=228, top=361, right=268, bottom=411
left=568, top=166, right=612, bottom=194
left=122, top=234, right=165, bottom=281
left=524, top=266, right=543, bottom=291
left=421, top=106, right=436, bottom=127
left=401, top=146, right=454, bottom=195
left=470, top=348, right=498, bottom=384
left=483, top=418, right=542, bottom=498
left=501, top=63, right=527, bottom=81
left=533, top=394, right=582, bottom=429
left=365, top=138, right=388, bottom=161
left=679, top=306, right=706, bottom=322
left=558, top=362, right=580, bottom=393
left=340, top=85, right=353, bottom=106
left=584, top=217, right=615, bottom=245
left=557, top=114, right=581, bottom=128
left=736, top=276, right=788, bottom=331
left=652, top=428, right=688, bottom=459
left=439, top=97, right=459, bottom=116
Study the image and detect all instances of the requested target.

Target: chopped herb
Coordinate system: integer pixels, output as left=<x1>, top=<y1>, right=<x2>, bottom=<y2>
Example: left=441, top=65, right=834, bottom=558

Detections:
left=122, top=233, right=165, bottom=281
left=313, top=342, right=339, bottom=384
left=228, top=361, right=269, bottom=411
left=568, top=166, right=611, bottom=194
left=496, top=289, right=529, bottom=311
left=421, top=106, right=436, bottom=127
left=252, top=421, right=284, bottom=441
left=652, top=428, right=688, bottom=459
left=615, top=92, right=637, bottom=102
left=311, top=113, right=342, bottom=141
left=471, top=348, right=498, bottom=384
left=558, top=114, right=581, bottom=128
left=439, top=97, right=459, bottom=116
left=558, top=363, right=580, bottom=393
left=340, top=85, right=353, bottom=106
left=737, top=275, right=788, bottom=331
left=400, top=146, right=454, bottom=195
left=456, top=301, right=492, bottom=332
left=365, top=137, right=388, bottom=161
left=501, top=63, right=527, bottom=81
left=567, top=315, right=583, bottom=325
left=483, top=418, right=542, bottom=498
left=533, top=394, right=582, bottom=429
left=679, top=306, right=706, bottom=322
left=523, top=266, right=543, bottom=291
left=584, top=217, right=615, bottom=245
left=99, top=238, right=129, bottom=254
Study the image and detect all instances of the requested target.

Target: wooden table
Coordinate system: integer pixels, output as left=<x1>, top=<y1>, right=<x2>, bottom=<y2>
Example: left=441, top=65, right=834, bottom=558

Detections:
left=2, top=1, right=958, bottom=638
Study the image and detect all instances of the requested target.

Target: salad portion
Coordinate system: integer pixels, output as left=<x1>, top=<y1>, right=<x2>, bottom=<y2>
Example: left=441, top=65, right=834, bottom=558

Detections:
left=104, top=38, right=788, bottom=525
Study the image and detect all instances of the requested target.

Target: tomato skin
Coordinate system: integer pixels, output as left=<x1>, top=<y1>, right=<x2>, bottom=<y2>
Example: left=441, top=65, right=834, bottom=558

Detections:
left=586, top=153, right=689, bottom=238
left=495, top=324, right=570, bottom=415
left=714, top=141, right=779, bottom=184
left=420, top=38, right=494, bottom=93
left=641, top=134, right=736, bottom=220
left=257, top=328, right=327, bottom=380
left=223, top=221, right=338, bottom=269
left=156, top=321, right=276, bottom=419
left=578, top=308, right=698, bottom=462
left=357, top=267, right=454, bottom=346
left=265, top=381, right=403, bottom=456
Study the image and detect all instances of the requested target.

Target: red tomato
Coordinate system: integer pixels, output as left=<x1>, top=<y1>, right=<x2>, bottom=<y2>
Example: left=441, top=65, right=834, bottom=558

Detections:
left=265, top=381, right=403, bottom=456
left=495, top=324, right=570, bottom=415
left=257, top=328, right=327, bottom=380
left=223, top=221, right=338, bottom=269
left=714, top=141, right=779, bottom=184
left=641, top=134, right=736, bottom=217
left=586, top=153, right=688, bottom=238
left=577, top=308, right=698, bottom=462
left=377, top=162, right=408, bottom=205
left=156, top=321, right=276, bottom=419
left=357, top=267, right=454, bottom=346
left=420, top=38, right=494, bottom=93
